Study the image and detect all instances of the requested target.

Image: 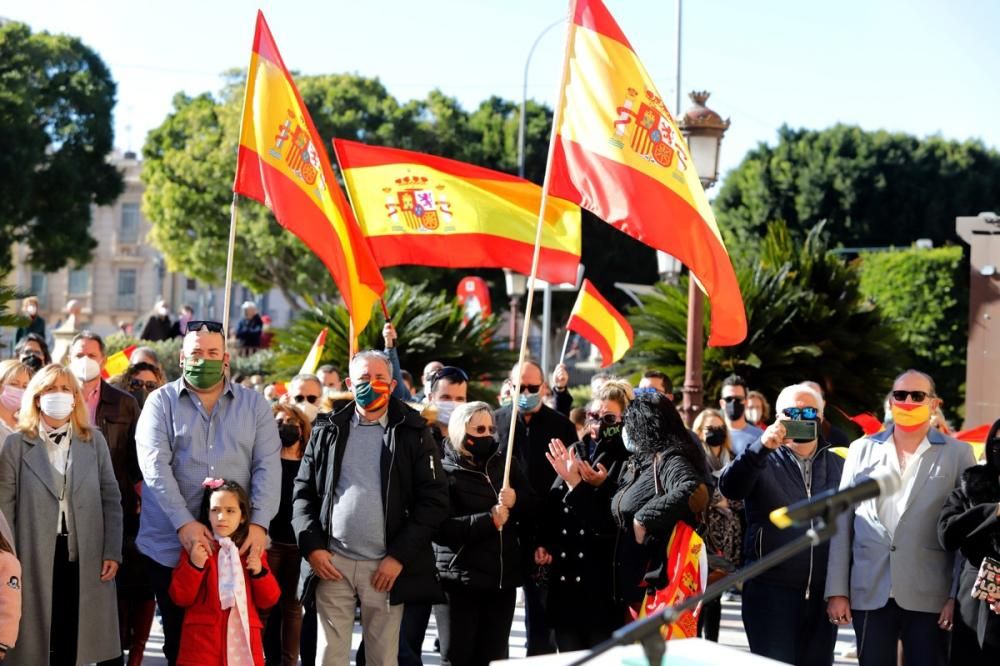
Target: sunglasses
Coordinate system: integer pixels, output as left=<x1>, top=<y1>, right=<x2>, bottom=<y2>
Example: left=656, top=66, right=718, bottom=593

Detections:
left=633, top=387, right=659, bottom=395
left=722, top=396, right=745, bottom=404
left=293, top=394, right=320, bottom=404
left=129, top=379, right=159, bottom=392
left=891, top=390, right=930, bottom=403
left=520, top=383, right=542, bottom=395
left=186, top=320, right=225, bottom=335
left=586, top=412, right=621, bottom=426
left=782, top=406, right=819, bottom=420
left=432, top=366, right=469, bottom=384
left=468, top=424, right=497, bottom=435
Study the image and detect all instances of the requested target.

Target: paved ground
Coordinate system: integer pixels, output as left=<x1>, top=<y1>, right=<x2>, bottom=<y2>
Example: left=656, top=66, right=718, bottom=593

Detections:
left=139, top=595, right=859, bottom=664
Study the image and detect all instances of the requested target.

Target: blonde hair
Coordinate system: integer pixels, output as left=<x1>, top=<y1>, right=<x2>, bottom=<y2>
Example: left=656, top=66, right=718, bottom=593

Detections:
left=0, top=359, right=30, bottom=388
left=693, top=408, right=733, bottom=458
left=17, top=364, right=93, bottom=441
left=447, top=401, right=494, bottom=457
left=594, top=379, right=634, bottom=410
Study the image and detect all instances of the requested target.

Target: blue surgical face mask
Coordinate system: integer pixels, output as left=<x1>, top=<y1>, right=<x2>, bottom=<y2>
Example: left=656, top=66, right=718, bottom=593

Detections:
left=518, top=391, right=542, bottom=412
left=622, top=427, right=636, bottom=453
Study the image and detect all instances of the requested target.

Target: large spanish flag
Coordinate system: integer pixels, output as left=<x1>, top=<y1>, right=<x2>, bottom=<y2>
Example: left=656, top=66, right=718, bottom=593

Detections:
left=233, top=12, right=384, bottom=333
left=566, top=279, right=633, bottom=367
left=334, top=139, right=582, bottom=285
left=549, top=0, right=746, bottom=346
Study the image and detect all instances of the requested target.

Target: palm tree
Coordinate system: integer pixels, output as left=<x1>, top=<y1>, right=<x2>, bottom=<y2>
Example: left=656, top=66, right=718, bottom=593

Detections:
left=625, top=221, right=906, bottom=421
left=0, top=275, right=26, bottom=355
left=271, top=281, right=515, bottom=387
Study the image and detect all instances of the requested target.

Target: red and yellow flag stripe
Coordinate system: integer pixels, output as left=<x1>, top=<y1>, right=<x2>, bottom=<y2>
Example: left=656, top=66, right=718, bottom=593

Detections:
left=233, top=11, right=384, bottom=333
left=550, top=0, right=746, bottom=346
left=566, top=279, right=633, bottom=367
left=335, top=139, right=582, bottom=285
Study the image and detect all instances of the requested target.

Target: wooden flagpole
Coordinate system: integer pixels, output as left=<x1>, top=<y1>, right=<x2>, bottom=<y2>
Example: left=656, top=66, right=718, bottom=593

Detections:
left=221, top=193, right=239, bottom=337
left=502, top=1, right=578, bottom=490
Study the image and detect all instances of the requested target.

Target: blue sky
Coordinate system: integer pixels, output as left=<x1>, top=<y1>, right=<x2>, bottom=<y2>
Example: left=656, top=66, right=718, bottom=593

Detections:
left=3, top=0, right=998, bottom=184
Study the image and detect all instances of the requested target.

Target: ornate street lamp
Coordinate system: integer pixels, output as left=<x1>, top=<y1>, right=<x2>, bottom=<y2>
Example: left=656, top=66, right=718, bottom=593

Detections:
left=503, top=269, right=528, bottom=351
left=678, top=91, right=730, bottom=425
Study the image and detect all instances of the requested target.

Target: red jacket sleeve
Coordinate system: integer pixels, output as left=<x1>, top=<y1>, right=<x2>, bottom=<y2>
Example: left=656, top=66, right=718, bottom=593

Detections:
left=170, top=550, right=208, bottom=608
left=249, top=551, right=281, bottom=610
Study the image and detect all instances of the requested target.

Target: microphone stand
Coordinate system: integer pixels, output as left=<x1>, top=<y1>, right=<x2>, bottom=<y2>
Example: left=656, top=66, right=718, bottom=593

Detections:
left=567, top=508, right=840, bottom=666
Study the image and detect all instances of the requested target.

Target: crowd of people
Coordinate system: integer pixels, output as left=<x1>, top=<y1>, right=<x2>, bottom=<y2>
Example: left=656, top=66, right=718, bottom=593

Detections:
left=1, top=315, right=999, bottom=666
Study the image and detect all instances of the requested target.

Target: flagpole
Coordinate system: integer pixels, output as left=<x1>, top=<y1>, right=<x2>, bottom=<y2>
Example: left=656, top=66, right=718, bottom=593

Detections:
left=502, top=2, right=578, bottom=490
left=558, top=329, right=571, bottom=366
left=221, top=193, right=239, bottom=338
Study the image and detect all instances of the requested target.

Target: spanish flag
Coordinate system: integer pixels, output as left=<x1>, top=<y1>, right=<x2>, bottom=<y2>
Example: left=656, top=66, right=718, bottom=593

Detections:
left=334, top=140, right=582, bottom=285
left=101, top=345, right=136, bottom=380
left=549, top=0, right=746, bottom=346
left=299, top=327, right=328, bottom=376
left=566, top=279, right=632, bottom=367
left=233, top=12, right=384, bottom=333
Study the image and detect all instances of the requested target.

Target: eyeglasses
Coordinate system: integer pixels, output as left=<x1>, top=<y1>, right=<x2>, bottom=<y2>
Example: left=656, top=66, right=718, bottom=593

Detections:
left=722, top=396, right=745, bottom=404
left=468, top=424, right=497, bottom=435
left=432, top=366, right=469, bottom=384
left=293, top=394, right=320, bottom=404
left=586, top=412, right=621, bottom=425
left=186, top=320, right=225, bottom=335
left=520, top=383, right=542, bottom=395
left=891, top=390, right=930, bottom=403
left=782, top=406, right=819, bottom=420
left=129, top=379, right=159, bottom=392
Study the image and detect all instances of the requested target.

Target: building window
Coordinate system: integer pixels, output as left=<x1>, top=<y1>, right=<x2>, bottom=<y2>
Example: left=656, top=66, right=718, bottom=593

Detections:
left=186, top=278, right=197, bottom=290
left=68, top=268, right=90, bottom=295
left=117, top=268, right=137, bottom=310
left=120, top=202, right=140, bottom=243
left=30, top=272, right=48, bottom=308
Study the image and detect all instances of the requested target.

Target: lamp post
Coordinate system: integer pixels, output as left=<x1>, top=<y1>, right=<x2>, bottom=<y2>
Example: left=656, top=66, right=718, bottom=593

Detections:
left=504, top=269, right=528, bottom=351
left=678, top=91, right=730, bottom=426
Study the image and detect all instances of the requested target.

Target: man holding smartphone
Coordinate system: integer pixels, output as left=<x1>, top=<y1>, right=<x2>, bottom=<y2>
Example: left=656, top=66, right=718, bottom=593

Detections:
left=720, top=382, right=845, bottom=665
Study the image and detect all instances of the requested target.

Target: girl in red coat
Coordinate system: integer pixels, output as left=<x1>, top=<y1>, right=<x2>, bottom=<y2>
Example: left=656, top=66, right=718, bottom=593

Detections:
left=170, top=478, right=281, bottom=666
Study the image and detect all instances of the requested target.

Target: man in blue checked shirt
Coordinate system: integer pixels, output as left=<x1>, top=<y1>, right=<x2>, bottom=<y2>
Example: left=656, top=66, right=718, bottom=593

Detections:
left=136, top=321, right=281, bottom=666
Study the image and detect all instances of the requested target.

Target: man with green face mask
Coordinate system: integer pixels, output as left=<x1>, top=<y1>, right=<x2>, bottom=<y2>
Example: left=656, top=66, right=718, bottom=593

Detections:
left=135, top=322, right=281, bottom=666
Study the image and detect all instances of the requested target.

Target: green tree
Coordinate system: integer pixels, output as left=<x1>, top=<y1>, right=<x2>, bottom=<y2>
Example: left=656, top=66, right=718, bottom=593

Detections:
left=857, top=245, right=967, bottom=420
left=625, top=222, right=906, bottom=421
left=0, top=21, right=123, bottom=272
left=716, top=125, right=1000, bottom=250
left=271, top=281, right=514, bottom=382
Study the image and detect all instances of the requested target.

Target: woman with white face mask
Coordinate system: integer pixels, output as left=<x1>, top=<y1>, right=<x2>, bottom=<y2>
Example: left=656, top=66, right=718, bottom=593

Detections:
left=0, top=360, right=33, bottom=441
left=0, top=363, right=123, bottom=665
left=13, top=296, right=46, bottom=348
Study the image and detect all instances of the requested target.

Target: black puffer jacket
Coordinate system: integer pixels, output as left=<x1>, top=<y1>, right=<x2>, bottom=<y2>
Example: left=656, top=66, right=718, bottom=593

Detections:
left=292, top=398, right=449, bottom=605
left=433, top=445, right=530, bottom=590
left=938, top=422, right=1000, bottom=652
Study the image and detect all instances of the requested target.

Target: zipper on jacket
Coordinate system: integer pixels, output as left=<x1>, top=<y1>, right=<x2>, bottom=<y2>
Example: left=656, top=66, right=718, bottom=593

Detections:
left=383, top=425, right=398, bottom=611
left=453, top=458, right=505, bottom=589
left=804, top=480, right=814, bottom=600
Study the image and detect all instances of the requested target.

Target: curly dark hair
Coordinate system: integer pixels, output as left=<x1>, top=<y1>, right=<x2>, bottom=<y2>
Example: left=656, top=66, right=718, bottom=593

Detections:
left=623, top=392, right=706, bottom=472
left=197, top=479, right=251, bottom=546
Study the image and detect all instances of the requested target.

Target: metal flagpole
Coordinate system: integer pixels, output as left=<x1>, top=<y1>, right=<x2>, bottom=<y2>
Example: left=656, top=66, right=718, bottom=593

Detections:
left=221, top=193, right=239, bottom=337
left=502, top=1, right=577, bottom=490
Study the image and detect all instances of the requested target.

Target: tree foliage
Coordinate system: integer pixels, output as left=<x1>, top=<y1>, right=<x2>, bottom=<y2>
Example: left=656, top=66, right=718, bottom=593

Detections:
left=625, top=222, right=907, bottom=420
left=271, top=281, right=515, bottom=382
left=857, top=246, right=967, bottom=419
left=0, top=21, right=123, bottom=272
left=716, top=125, right=1000, bottom=251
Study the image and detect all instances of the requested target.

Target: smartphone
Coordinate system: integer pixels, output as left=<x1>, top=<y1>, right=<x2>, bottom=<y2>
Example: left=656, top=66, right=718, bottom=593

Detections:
left=780, top=419, right=818, bottom=442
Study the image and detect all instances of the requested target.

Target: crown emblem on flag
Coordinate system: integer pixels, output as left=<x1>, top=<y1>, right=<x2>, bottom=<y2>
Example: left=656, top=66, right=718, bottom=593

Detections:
left=611, top=88, right=689, bottom=172
left=268, top=110, right=328, bottom=192
left=383, top=174, right=453, bottom=232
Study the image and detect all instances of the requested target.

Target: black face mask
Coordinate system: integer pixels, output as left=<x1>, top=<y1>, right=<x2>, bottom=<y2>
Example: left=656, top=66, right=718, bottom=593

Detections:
left=129, top=389, right=148, bottom=410
left=598, top=422, right=622, bottom=441
left=21, top=354, right=43, bottom=372
left=278, top=424, right=301, bottom=448
left=704, top=426, right=727, bottom=447
left=986, top=440, right=1000, bottom=473
left=465, top=434, right=499, bottom=461
left=724, top=400, right=745, bottom=422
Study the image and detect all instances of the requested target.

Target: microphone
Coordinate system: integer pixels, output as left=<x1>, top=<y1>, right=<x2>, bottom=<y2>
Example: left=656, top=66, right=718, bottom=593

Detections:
left=770, top=467, right=901, bottom=529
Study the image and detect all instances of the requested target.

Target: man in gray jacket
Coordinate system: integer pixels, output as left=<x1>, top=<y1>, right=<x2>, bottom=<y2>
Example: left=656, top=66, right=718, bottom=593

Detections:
left=825, top=369, right=975, bottom=666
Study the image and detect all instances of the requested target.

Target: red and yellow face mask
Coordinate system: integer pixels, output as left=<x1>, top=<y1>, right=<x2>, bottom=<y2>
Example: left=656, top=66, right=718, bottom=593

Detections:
left=353, top=379, right=391, bottom=412
left=891, top=402, right=931, bottom=432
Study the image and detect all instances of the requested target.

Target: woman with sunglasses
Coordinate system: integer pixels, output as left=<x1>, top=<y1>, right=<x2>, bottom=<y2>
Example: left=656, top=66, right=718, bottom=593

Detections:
left=432, top=401, right=530, bottom=666
left=541, top=380, right=632, bottom=651
left=719, top=383, right=845, bottom=665
left=109, top=361, right=166, bottom=411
